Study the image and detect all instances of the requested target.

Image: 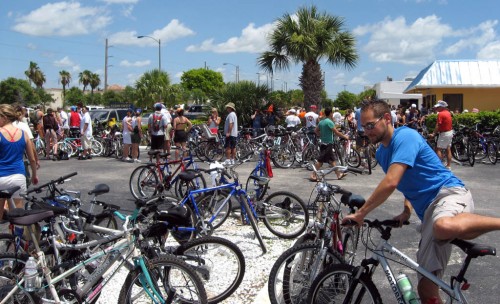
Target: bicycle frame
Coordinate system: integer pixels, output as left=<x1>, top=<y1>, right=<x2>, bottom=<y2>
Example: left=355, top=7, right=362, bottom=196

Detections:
left=360, top=237, right=465, bottom=303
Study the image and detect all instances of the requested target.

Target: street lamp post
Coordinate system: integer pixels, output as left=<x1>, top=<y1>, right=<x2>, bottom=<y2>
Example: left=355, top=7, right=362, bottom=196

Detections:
left=137, top=35, right=161, bottom=71
left=223, top=62, right=239, bottom=83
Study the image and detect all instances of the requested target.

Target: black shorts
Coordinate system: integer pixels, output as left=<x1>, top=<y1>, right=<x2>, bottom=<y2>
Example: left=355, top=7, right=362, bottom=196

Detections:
left=131, top=132, right=141, bottom=144
left=317, top=143, right=336, bottom=164
left=151, top=134, right=165, bottom=150
left=174, top=130, right=188, bottom=144
left=224, top=136, right=237, bottom=149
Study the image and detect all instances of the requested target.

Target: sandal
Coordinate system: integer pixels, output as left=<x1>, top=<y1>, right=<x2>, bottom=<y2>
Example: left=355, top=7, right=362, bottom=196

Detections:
left=309, top=177, right=319, bottom=182
left=338, top=173, right=347, bottom=180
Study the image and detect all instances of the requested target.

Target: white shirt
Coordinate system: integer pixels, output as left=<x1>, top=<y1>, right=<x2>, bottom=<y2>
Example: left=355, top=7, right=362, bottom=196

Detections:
left=304, top=112, right=319, bottom=127
left=285, top=115, right=301, bottom=128
left=13, top=121, right=34, bottom=139
left=160, top=108, right=172, bottom=124
left=80, top=112, right=92, bottom=137
left=59, top=110, right=69, bottom=129
left=333, top=111, right=342, bottom=125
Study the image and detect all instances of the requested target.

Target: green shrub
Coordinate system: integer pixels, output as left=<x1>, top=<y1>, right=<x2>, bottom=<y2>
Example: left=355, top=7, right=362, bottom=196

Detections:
left=425, top=111, right=500, bottom=133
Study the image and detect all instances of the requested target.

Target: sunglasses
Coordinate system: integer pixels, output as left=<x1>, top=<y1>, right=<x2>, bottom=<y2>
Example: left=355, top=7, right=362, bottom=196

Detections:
left=362, top=116, right=383, bottom=130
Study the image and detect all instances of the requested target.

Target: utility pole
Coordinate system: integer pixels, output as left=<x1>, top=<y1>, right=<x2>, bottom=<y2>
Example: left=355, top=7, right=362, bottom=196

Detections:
left=104, top=38, right=108, bottom=91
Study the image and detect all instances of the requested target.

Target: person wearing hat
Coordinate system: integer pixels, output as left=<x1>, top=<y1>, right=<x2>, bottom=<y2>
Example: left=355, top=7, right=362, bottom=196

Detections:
left=42, top=108, right=59, bottom=159
left=224, top=102, right=238, bottom=165
left=431, top=100, right=453, bottom=169
left=285, top=108, right=301, bottom=131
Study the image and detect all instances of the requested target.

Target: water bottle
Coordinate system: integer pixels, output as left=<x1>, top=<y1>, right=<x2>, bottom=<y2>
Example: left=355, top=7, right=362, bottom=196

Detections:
left=396, top=273, right=420, bottom=304
left=24, top=257, right=38, bottom=292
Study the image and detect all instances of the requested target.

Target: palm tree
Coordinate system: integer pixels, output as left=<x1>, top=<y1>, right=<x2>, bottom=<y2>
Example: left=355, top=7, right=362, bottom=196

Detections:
left=33, top=70, right=46, bottom=88
left=258, top=5, right=358, bottom=108
left=79, top=70, right=92, bottom=93
left=89, top=73, right=101, bottom=94
left=135, top=69, right=170, bottom=108
left=59, top=70, right=72, bottom=102
left=25, top=61, right=39, bottom=86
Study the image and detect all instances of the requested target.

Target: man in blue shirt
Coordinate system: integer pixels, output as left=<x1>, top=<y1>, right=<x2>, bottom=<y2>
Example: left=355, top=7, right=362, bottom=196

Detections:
left=344, top=99, right=500, bottom=303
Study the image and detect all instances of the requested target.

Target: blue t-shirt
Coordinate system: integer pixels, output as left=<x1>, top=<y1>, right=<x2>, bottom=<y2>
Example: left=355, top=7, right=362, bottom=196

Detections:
left=355, top=108, right=364, bottom=132
left=376, top=127, right=464, bottom=221
left=0, top=130, right=26, bottom=177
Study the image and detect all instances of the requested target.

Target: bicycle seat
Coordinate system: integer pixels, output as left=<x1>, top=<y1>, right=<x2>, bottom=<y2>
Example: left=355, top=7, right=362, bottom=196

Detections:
left=88, top=183, right=110, bottom=196
left=451, top=239, right=496, bottom=258
left=0, top=186, right=20, bottom=199
left=341, top=193, right=365, bottom=209
left=178, top=170, right=202, bottom=182
left=5, top=208, right=54, bottom=226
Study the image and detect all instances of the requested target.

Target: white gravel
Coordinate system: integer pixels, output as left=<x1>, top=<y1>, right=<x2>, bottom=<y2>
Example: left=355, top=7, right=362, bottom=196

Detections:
left=96, top=215, right=295, bottom=304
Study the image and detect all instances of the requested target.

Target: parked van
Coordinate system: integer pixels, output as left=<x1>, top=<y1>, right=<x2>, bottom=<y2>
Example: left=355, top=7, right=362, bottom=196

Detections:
left=87, top=105, right=105, bottom=111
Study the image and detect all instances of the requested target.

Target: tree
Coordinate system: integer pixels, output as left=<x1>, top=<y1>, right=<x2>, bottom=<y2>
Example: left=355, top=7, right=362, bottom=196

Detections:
left=59, top=70, right=72, bottom=104
left=357, top=89, right=376, bottom=106
left=258, top=5, right=358, bottom=109
left=180, top=68, right=224, bottom=103
left=209, top=81, right=270, bottom=127
left=0, top=77, right=37, bottom=105
left=34, top=88, right=54, bottom=109
left=24, top=61, right=40, bottom=87
left=335, top=90, right=357, bottom=110
left=64, top=87, right=84, bottom=106
left=135, top=69, right=170, bottom=108
left=89, top=73, right=101, bottom=94
left=33, top=70, right=46, bottom=88
left=79, top=70, right=92, bottom=93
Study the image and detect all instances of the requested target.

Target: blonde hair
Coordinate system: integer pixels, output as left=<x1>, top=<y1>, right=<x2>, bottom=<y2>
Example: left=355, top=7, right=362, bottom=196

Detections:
left=0, top=104, right=19, bottom=123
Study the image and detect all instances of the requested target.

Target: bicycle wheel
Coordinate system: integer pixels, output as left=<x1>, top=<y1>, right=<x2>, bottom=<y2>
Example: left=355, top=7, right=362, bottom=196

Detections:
left=341, top=226, right=360, bottom=265
left=240, top=195, right=267, bottom=253
left=487, top=141, right=497, bottom=164
left=308, top=264, right=381, bottom=304
left=114, top=139, right=123, bottom=159
left=0, top=269, right=38, bottom=304
left=58, top=141, right=74, bottom=158
left=451, top=140, right=468, bottom=162
left=90, top=139, right=103, bottom=157
left=174, top=236, right=245, bottom=303
left=302, top=145, right=320, bottom=171
left=368, top=145, right=378, bottom=168
left=467, top=140, right=475, bottom=167
left=236, top=141, right=254, bottom=161
left=174, top=169, right=207, bottom=199
left=245, top=166, right=269, bottom=201
left=196, top=189, right=231, bottom=229
left=271, top=145, right=295, bottom=169
left=129, top=165, right=160, bottom=199
left=0, top=253, right=29, bottom=274
left=268, top=242, right=344, bottom=304
left=346, top=148, right=361, bottom=168
left=262, top=191, right=309, bottom=239
left=118, top=255, right=208, bottom=304
left=204, top=141, right=224, bottom=162
left=0, top=234, right=17, bottom=254
left=365, top=147, right=372, bottom=175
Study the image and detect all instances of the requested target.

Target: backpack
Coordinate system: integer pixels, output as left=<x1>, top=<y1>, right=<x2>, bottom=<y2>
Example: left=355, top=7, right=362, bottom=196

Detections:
left=152, top=113, right=163, bottom=132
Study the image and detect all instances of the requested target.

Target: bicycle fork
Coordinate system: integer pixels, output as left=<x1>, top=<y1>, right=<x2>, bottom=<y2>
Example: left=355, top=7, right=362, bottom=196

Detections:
left=135, top=257, right=167, bottom=304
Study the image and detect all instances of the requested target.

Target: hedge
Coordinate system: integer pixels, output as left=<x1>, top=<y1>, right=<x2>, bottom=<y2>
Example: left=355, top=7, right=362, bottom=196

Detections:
left=425, top=110, right=500, bottom=133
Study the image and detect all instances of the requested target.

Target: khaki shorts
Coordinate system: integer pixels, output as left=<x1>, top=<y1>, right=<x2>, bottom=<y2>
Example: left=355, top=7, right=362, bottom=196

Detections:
left=165, top=124, right=172, bottom=140
left=417, top=187, right=474, bottom=279
left=437, top=130, right=453, bottom=149
left=81, top=135, right=92, bottom=150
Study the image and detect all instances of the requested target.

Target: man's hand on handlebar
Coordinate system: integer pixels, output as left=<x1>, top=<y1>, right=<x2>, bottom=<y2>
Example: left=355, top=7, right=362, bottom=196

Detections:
left=342, top=212, right=365, bottom=227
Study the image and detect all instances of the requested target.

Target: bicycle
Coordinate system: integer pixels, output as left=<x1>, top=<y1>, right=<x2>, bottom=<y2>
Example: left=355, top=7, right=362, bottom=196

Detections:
left=129, top=148, right=206, bottom=199
left=245, top=140, right=274, bottom=200
left=0, top=194, right=208, bottom=304
left=307, top=218, right=496, bottom=303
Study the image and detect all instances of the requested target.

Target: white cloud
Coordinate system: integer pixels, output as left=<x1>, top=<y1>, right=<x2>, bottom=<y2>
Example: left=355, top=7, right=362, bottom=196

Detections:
left=72, top=65, right=81, bottom=72
left=126, top=73, right=140, bottom=85
left=122, top=5, right=134, bottom=18
left=12, top=2, right=111, bottom=36
left=354, top=15, right=453, bottom=65
left=120, top=60, right=151, bottom=67
left=27, top=43, right=36, bottom=50
left=109, top=19, right=195, bottom=46
left=186, top=22, right=274, bottom=53
left=99, top=0, right=139, bottom=3
left=7, top=11, right=13, bottom=18
left=174, top=72, right=183, bottom=79
left=444, top=20, right=498, bottom=55
left=54, top=56, right=75, bottom=67
left=477, top=41, right=500, bottom=59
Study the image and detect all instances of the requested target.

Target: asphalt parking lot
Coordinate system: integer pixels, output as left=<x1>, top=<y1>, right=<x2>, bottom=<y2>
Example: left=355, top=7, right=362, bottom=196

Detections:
left=32, top=152, right=500, bottom=303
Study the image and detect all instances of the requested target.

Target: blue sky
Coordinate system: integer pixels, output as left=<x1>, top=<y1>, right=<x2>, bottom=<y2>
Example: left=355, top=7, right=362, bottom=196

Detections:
left=1, top=0, right=500, bottom=99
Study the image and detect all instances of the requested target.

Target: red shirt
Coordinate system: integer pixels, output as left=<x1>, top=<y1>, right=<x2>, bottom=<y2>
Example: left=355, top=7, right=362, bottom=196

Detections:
left=69, top=111, right=81, bottom=127
left=437, top=109, right=452, bottom=132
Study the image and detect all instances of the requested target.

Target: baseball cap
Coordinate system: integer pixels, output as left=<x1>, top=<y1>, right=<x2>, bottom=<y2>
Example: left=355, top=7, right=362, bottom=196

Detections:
left=433, top=100, right=448, bottom=108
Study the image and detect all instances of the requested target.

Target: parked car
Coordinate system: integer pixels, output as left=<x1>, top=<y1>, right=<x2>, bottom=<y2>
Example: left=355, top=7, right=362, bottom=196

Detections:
left=90, top=108, right=129, bottom=128
left=184, top=104, right=210, bottom=120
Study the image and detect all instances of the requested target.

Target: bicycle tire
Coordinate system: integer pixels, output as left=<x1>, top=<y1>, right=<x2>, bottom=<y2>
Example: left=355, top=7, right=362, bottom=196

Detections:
left=487, top=141, right=497, bottom=164
left=240, top=195, right=267, bottom=254
left=118, top=255, right=208, bottom=304
left=174, top=169, right=207, bottom=199
left=90, top=139, right=103, bottom=157
left=236, top=141, right=254, bottom=161
left=262, top=191, right=309, bottom=239
left=58, top=141, right=74, bottom=158
left=245, top=166, right=269, bottom=201
left=174, top=236, right=245, bottom=303
left=271, top=145, right=295, bottom=169
left=451, top=140, right=468, bottom=162
left=0, top=269, right=38, bottom=304
left=308, top=263, right=382, bottom=304
left=365, top=147, right=372, bottom=175
left=346, top=148, right=361, bottom=168
left=196, top=189, right=231, bottom=229
left=0, top=234, right=17, bottom=254
left=129, top=165, right=160, bottom=199
left=268, top=242, right=344, bottom=304
left=341, top=226, right=360, bottom=265
left=0, top=253, right=29, bottom=274
left=204, top=141, right=224, bottom=162
left=368, top=145, right=378, bottom=168
left=467, top=140, right=475, bottom=167
left=302, top=145, right=320, bottom=171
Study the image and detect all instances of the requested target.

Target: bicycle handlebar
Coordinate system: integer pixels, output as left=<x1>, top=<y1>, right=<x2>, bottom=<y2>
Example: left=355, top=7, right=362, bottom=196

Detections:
left=311, top=165, right=363, bottom=176
left=26, top=172, right=78, bottom=194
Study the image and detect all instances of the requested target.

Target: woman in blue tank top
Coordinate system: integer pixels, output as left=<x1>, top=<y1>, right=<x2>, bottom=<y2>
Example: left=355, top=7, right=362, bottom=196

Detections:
left=0, top=104, right=38, bottom=220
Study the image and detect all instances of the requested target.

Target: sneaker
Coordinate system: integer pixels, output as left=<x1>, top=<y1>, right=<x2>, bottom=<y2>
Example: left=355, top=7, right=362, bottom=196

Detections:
left=223, top=159, right=232, bottom=166
left=230, top=159, right=235, bottom=165
left=124, top=157, right=132, bottom=162
left=134, top=159, right=141, bottom=163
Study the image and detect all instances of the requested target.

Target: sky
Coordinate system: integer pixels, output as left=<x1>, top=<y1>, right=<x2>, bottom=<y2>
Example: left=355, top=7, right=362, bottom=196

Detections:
left=1, top=0, right=500, bottom=99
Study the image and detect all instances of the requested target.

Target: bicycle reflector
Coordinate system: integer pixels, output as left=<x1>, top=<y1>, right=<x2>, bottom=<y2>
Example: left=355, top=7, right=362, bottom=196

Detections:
left=461, top=282, right=470, bottom=290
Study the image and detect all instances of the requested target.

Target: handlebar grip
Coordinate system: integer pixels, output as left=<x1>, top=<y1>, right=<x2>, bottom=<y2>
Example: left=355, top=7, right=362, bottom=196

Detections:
left=27, top=172, right=78, bottom=194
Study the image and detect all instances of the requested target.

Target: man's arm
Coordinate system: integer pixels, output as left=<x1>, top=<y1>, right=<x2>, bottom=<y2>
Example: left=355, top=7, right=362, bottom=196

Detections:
left=333, top=126, right=349, bottom=140
left=346, top=162, right=408, bottom=224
